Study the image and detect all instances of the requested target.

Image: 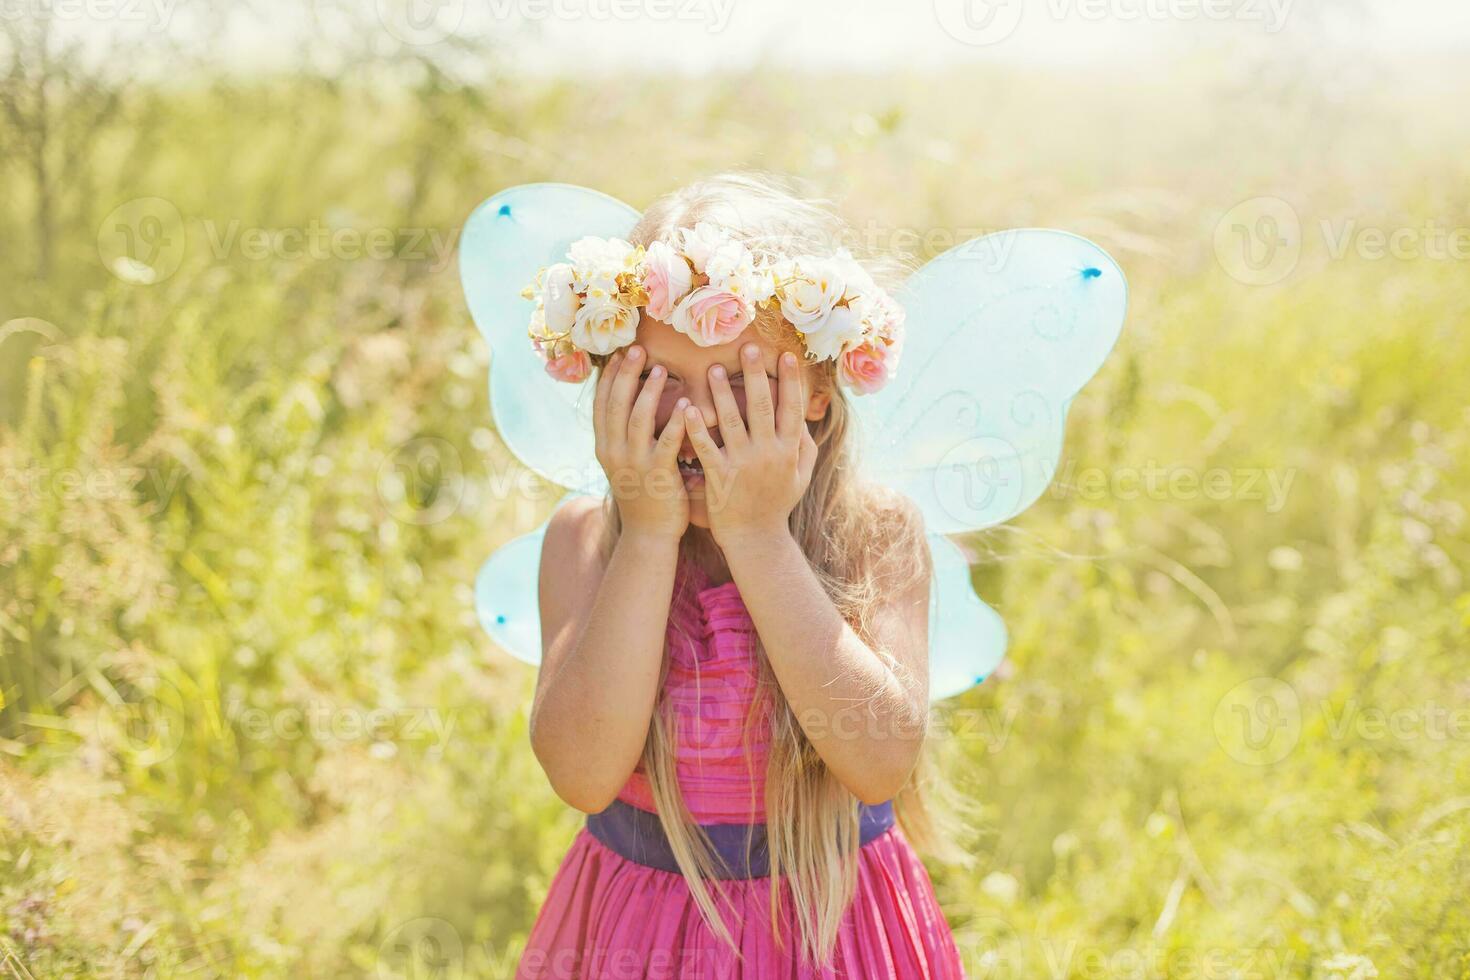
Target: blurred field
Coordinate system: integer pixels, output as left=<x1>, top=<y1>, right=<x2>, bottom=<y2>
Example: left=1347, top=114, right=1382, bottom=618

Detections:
left=2, top=18, right=1470, bottom=979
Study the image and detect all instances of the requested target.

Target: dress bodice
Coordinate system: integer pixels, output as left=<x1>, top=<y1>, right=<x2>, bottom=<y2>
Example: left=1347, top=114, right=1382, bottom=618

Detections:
left=616, top=555, right=773, bottom=823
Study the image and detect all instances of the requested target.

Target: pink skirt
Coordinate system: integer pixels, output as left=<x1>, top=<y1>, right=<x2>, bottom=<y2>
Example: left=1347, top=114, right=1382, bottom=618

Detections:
left=514, top=822, right=967, bottom=979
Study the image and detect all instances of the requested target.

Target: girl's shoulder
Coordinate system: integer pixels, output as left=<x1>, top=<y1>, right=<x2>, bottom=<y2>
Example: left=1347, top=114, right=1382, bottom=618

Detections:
left=849, top=482, right=933, bottom=582
left=540, top=495, right=610, bottom=581
left=854, top=482, right=927, bottom=544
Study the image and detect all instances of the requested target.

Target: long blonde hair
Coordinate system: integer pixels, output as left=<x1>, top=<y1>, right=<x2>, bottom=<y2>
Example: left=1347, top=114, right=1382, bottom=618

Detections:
left=590, top=172, right=972, bottom=968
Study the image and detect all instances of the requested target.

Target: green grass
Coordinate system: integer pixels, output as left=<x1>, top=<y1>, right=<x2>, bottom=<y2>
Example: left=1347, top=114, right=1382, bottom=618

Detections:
left=1, top=58, right=1468, bottom=978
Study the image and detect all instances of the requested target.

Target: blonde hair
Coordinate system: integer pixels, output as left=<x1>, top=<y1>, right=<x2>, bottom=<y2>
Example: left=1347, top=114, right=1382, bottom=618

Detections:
left=590, top=172, right=973, bottom=968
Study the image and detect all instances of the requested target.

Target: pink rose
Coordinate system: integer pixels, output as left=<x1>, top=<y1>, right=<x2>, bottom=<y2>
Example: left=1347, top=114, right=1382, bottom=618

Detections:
left=642, top=240, right=693, bottom=321
left=838, top=305, right=903, bottom=394
left=670, top=285, right=753, bottom=346
left=543, top=348, right=591, bottom=383
left=838, top=339, right=893, bottom=394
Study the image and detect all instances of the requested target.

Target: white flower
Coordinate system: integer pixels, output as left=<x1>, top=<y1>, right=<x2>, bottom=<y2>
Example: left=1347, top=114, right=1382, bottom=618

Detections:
left=745, top=262, right=777, bottom=305
left=830, top=248, right=877, bottom=300
left=799, top=301, right=867, bottom=360
left=540, top=262, right=579, bottom=333
left=570, top=293, right=640, bottom=355
left=776, top=255, right=846, bottom=330
left=677, top=221, right=731, bottom=274
left=705, top=242, right=777, bottom=308
left=704, top=238, right=751, bottom=283
left=567, top=236, right=638, bottom=293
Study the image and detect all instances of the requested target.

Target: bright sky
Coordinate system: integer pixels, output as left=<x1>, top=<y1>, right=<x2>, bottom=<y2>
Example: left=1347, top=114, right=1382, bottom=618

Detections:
left=52, top=0, right=1470, bottom=76
left=490, top=0, right=1470, bottom=73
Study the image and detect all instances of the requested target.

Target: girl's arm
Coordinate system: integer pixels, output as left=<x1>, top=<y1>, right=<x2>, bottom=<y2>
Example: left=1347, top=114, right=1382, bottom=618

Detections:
left=680, top=344, right=931, bottom=805
left=530, top=347, right=690, bottom=813
left=718, top=501, right=932, bottom=805
left=528, top=495, right=680, bottom=813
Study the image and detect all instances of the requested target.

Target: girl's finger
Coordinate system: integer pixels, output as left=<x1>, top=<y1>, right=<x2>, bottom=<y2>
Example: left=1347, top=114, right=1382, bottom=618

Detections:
left=593, top=351, right=622, bottom=447
left=777, top=350, right=804, bottom=444
left=707, top=364, right=749, bottom=450
left=653, top=397, right=690, bottom=468
left=628, top=363, right=666, bottom=447
left=740, top=343, right=777, bottom=441
left=683, top=403, right=725, bottom=469
left=606, top=345, right=645, bottom=446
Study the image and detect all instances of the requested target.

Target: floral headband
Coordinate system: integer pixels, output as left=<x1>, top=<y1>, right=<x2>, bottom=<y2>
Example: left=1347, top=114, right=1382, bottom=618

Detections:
left=521, top=221, right=905, bottom=394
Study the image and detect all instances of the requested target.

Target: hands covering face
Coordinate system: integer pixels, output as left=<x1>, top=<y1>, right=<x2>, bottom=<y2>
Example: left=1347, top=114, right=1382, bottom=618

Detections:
left=594, top=341, right=818, bottom=544
left=680, top=344, right=818, bottom=546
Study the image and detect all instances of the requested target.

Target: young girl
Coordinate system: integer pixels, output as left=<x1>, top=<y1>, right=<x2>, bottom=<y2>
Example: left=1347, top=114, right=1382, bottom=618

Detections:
left=516, top=175, right=967, bottom=979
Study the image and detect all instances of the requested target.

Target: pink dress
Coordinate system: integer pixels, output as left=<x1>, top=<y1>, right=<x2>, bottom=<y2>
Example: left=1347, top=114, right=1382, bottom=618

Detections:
left=515, top=554, right=966, bottom=979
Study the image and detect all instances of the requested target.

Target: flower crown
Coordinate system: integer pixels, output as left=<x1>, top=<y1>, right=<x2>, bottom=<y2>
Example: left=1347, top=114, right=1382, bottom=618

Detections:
left=521, top=221, right=905, bottom=394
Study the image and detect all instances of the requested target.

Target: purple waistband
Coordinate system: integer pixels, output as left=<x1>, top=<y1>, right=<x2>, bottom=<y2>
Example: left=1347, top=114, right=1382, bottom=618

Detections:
left=586, top=798, right=895, bottom=879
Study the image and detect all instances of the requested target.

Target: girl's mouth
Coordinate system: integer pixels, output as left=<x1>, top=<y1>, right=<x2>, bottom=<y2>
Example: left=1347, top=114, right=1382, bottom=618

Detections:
left=678, top=456, right=704, bottom=488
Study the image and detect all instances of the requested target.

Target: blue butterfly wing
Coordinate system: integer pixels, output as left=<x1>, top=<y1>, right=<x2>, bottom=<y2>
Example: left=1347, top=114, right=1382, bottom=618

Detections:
left=855, top=230, right=1128, bottom=701
left=474, top=491, right=604, bottom=666
left=460, top=183, right=640, bottom=665
left=459, top=183, right=641, bottom=496
left=927, top=532, right=1008, bottom=700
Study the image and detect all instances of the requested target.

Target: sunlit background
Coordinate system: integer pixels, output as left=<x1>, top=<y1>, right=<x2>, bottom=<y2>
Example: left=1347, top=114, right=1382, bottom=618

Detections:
left=2, top=0, right=1468, bottom=976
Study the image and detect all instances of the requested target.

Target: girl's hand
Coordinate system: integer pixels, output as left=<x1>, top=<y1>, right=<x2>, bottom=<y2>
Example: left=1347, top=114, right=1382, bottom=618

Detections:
left=683, top=345, right=817, bottom=547
left=594, top=345, right=691, bottom=541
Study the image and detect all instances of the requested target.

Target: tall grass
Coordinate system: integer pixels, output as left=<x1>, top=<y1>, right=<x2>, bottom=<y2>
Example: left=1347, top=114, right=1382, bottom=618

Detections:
left=2, top=53, right=1468, bottom=977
